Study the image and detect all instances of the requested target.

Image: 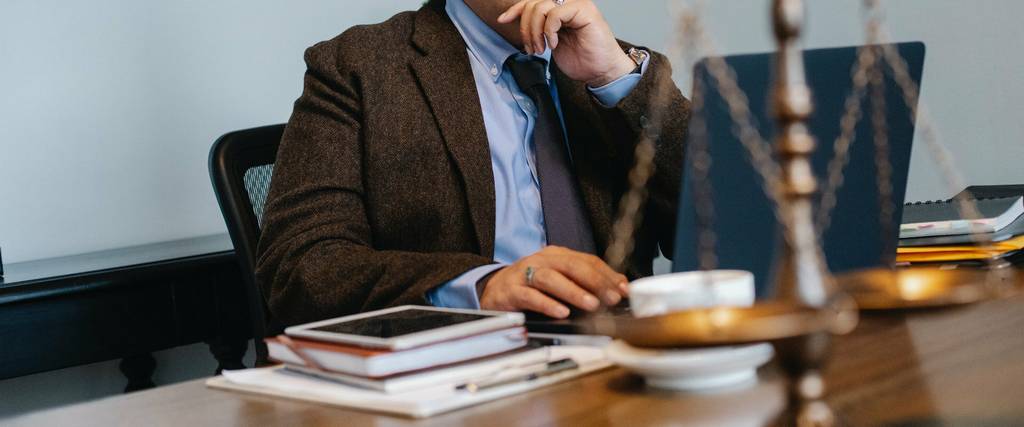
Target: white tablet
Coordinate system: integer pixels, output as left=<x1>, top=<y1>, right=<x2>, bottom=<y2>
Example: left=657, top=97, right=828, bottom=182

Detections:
left=284, top=305, right=525, bottom=351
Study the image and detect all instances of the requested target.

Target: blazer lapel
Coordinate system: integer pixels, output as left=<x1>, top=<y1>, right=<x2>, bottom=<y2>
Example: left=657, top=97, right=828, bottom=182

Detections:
left=409, top=4, right=496, bottom=258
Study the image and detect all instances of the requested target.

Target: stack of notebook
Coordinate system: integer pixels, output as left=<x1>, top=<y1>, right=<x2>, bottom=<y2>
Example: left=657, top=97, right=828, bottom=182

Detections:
left=206, top=306, right=611, bottom=418
left=898, top=187, right=1024, bottom=264
left=265, top=324, right=535, bottom=392
left=209, top=344, right=608, bottom=418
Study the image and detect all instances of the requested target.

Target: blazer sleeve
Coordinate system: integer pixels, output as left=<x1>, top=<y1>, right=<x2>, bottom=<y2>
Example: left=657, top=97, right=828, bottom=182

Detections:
left=255, top=40, right=494, bottom=326
left=594, top=46, right=691, bottom=260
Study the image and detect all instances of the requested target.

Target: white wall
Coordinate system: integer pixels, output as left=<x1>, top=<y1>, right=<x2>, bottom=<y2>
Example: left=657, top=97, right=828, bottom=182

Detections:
left=601, top=0, right=1024, bottom=203
left=0, top=0, right=423, bottom=419
left=0, top=0, right=425, bottom=264
left=2, top=0, right=1022, bottom=263
left=1, top=0, right=1022, bottom=419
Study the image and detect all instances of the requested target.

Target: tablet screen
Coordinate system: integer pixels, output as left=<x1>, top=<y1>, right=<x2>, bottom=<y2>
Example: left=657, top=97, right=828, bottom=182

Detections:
left=308, top=309, right=492, bottom=338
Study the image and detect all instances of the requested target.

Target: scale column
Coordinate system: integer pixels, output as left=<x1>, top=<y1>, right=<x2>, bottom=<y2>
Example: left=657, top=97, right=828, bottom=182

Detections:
left=769, top=1, right=841, bottom=426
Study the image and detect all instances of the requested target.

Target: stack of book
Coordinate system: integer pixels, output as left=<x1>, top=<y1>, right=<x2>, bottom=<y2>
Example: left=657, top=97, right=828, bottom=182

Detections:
left=898, top=189, right=1024, bottom=264
left=265, top=324, right=547, bottom=394
left=207, top=306, right=611, bottom=418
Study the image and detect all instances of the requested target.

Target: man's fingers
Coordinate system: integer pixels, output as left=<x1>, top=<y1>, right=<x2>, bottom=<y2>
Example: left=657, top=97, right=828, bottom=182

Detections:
left=543, top=252, right=626, bottom=304
left=545, top=2, right=587, bottom=32
left=530, top=0, right=557, bottom=54
left=561, top=253, right=623, bottom=291
left=501, top=0, right=585, bottom=53
left=514, top=286, right=571, bottom=319
left=585, top=253, right=630, bottom=293
left=543, top=12, right=562, bottom=50
left=576, top=252, right=629, bottom=293
left=544, top=2, right=584, bottom=50
left=497, top=0, right=529, bottom=24
left=529, top=268, right=601, bottom=311
left=519, top=0, right=539, bottom=53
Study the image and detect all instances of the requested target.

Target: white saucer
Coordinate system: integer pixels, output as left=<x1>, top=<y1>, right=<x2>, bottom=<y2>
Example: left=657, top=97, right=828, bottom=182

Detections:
left=605, top=340, right=774, bottom=392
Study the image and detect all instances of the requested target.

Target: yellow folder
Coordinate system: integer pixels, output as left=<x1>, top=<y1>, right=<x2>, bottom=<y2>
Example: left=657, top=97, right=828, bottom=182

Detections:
left=896, top=235, right=1024, bottom=262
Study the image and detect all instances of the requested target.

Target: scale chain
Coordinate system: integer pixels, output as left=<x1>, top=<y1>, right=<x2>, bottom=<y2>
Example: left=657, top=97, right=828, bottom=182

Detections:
left=871, top=24, right=1010, bottom=293
left=605, top=0, right=1003, bottom=294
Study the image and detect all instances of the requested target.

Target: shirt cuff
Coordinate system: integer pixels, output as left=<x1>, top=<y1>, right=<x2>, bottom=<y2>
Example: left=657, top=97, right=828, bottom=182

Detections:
left=426, top=264, right=506, bottom=309
left=587, top=51, right=651, bottom=108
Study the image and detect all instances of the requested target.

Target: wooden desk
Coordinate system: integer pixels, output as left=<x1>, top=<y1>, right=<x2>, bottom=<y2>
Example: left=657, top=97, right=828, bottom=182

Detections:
left=0, top=234, right=251, bottom=390
left=9, top=294, right=1023, bottom=426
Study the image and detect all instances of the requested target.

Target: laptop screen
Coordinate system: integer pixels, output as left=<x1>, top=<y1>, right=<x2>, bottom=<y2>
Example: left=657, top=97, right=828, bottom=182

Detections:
left=672, top=42, right=926, bottom=297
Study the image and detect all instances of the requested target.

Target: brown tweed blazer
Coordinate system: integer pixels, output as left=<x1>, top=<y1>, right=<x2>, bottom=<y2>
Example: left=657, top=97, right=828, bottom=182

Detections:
left=256, top=0, right=691, bottom=326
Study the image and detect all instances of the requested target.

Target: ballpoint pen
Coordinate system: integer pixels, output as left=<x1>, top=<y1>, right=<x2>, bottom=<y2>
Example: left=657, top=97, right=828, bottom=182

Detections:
left=457, top=358, right=578, bottom=393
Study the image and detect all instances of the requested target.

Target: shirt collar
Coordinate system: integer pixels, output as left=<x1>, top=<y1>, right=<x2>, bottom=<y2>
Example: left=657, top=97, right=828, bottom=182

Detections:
left=446, top=0, right=552, bottom=82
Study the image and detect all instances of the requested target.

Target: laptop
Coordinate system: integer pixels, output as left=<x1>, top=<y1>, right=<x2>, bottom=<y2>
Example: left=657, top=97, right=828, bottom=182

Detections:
left=525, top=42, right=926, bottom=333
left=672, top=42, right=926, bottom=298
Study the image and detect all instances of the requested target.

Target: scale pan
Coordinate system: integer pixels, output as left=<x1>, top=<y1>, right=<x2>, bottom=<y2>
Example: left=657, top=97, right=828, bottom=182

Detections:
left=580, top=302, right=843, bottom=349
left=835, top=266, right=1019, bottom=310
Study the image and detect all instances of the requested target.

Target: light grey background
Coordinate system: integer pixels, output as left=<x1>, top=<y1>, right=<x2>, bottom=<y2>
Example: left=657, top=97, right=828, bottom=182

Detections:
left=3, top=0, right=1023, bottom=264
left=1, top=0, right=1021, bottom=419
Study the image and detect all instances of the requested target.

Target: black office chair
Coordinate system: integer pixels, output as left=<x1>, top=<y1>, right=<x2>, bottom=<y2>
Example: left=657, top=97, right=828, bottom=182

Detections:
left=209, top=124, right=285, bottom=366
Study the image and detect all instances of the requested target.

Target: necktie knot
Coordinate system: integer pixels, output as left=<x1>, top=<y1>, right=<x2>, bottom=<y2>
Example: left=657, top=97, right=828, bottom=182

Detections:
left=505, top=55, right=549, bottom=95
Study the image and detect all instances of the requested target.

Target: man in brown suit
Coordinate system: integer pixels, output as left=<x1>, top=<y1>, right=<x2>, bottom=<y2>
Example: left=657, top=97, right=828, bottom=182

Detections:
left=256, top=0, right=690, bottom=326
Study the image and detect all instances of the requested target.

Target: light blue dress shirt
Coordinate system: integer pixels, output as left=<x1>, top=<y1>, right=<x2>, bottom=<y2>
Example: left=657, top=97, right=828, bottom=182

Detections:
left=427, top=0, right=649, bottom=308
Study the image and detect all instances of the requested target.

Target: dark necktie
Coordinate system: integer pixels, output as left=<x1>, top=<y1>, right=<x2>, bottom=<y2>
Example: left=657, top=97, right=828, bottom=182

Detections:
left=505, top=55, right=596, bottom=254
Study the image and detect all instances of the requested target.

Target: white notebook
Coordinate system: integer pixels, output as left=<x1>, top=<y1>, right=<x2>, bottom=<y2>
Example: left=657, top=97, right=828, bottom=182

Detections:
left=267, top=327, right=528, bottom=377
left=900, top=196, right=1024, bottom=239
left=207, top=346, right=610, bottom=419
left=281, top=346, right=550, bottom=393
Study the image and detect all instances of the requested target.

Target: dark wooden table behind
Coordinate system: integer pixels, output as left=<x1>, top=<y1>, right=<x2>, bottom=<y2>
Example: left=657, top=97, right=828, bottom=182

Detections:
left=0, top=234, right=251, bottom=390
left=8, top=293, right=1023, bottom=426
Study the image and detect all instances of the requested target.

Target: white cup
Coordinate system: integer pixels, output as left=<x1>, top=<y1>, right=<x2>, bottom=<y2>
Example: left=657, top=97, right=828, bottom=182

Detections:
left=628, top=270, right=756, bottom=318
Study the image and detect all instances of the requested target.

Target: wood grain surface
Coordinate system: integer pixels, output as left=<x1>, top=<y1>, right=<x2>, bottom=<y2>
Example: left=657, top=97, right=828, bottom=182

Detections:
left=8, top=295, right=1024, bottom=427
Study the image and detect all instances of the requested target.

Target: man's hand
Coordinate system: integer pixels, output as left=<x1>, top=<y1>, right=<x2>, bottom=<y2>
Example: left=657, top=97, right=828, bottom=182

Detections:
left=479, top=246, right=629, bottom=319
left=498, top=0, right=636, bottom=88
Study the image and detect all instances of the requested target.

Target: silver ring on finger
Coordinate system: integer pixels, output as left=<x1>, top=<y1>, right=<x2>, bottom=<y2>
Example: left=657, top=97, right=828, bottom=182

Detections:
left=525, top=266, right=537, bottom=286
left=552, top=0, right=565, bottom=5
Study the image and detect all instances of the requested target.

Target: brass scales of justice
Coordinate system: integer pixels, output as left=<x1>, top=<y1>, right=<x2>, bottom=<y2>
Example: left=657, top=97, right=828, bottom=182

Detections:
left=589, top=0, right=1022, bottom=425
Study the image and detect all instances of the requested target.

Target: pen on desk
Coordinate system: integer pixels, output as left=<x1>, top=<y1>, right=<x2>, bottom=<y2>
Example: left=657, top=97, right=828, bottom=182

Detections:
left=527, top=336, right=562, bottom=347
left=457, top=358, right=578, bottom=393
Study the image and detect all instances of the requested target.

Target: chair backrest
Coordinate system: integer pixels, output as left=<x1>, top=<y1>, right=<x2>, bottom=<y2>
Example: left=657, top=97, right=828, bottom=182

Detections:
left=209, top=124, right=285, bottom=365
